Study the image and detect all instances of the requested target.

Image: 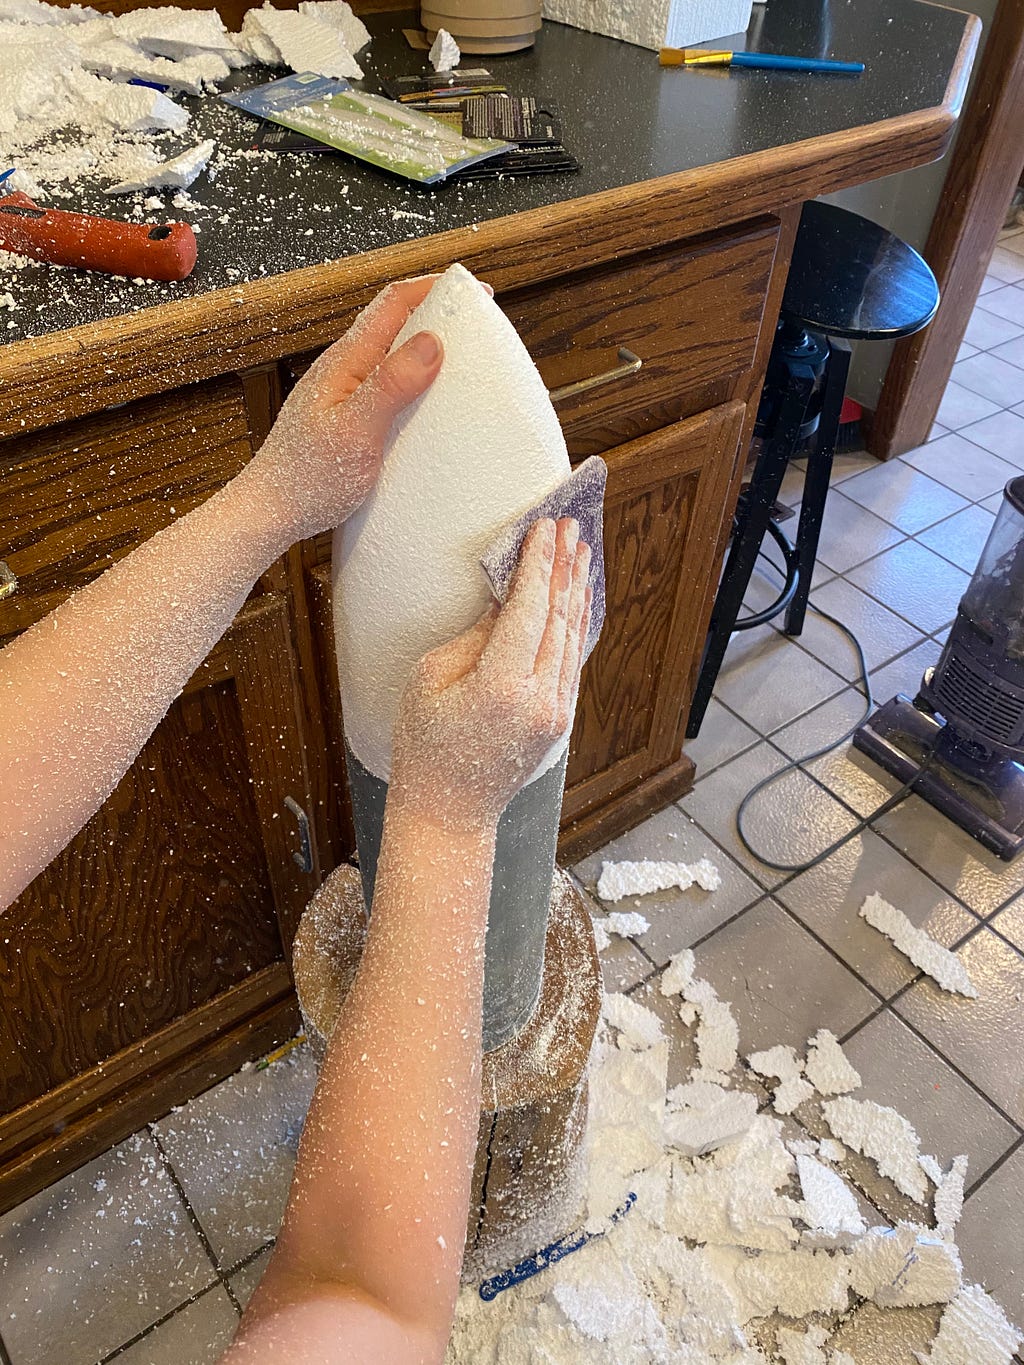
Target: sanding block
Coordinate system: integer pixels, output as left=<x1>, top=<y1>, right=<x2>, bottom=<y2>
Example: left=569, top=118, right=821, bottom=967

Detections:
left=0, top=192, right=198, bottom=281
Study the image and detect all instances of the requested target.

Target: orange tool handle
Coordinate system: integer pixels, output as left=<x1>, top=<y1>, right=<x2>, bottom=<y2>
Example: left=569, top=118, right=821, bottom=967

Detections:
left=0, top=192, right=198, bottom=281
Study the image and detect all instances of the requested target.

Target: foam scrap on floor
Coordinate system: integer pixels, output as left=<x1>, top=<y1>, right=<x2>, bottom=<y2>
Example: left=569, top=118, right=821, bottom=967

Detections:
left=596, top=857, right=721, bottom=901
left=921, top=1154, right=968, bottom=1240
left=795, top=1154, right=866, bottom=1247
left=445, top=963, right=1020, bottom=1363
left=849, top=1223, right=961, bottom=1308
left=804, top=1030, right=861, bottom=1096
left=915, top=1282, right=1023, bottom=1365
left=664, top=1080, right=757, bottom=1157
left=602, top=992, right=665, bottom=1051
left=859, top=892, right=979, bottom=997
left=747, top=1045, right=814, bottom=1115
left=823, top=1096, right=929, bottom=1203
left=603, top=910, right=650, bottom=938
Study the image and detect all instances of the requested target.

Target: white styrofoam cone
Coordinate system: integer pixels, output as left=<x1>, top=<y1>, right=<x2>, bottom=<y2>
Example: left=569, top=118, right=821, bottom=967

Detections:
left=332, top=264, right=572, bottom=784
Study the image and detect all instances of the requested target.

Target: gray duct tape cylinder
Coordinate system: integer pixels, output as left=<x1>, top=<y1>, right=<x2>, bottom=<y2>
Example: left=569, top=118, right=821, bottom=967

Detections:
left=346, top=745, right=567, bottom=1052
left=345, top=456, right=607, bottom=1053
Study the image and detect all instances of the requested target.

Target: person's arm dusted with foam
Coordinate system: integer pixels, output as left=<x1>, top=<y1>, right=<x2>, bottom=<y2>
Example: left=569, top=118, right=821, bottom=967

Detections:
left=0, top=278, right=443, bottom=912
left=223, top=517, right=591, bottom=1364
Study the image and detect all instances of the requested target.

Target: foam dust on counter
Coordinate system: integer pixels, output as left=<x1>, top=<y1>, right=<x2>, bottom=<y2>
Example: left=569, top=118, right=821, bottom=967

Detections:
left=0, top=0, right=370, bottom=200
left=444, top=941, right=1023, bottom=1364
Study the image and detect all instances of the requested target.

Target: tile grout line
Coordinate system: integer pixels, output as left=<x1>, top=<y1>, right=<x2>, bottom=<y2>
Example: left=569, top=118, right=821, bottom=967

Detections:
left=147, top=1127, right=244, bottom=1316
left=98, top=1281, right=226, bottom=1364
left=962, top=1132, right=1024, bottom=1203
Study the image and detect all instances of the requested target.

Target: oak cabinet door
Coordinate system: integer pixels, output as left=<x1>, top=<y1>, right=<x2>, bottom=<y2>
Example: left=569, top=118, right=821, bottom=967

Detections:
left=0, top=592, right=316, bottom=1211
left=561, top=402, right=745, bottom=845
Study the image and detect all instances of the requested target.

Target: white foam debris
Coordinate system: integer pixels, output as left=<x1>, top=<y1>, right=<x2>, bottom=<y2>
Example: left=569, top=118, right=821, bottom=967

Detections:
left=590, top=915, right=611, bottom=953
left=735, top=1247, right=851, bottom=1319
left=298, top=0, right=370, bottom=54
left=920, top=1153, right=969, bottom=1239
left=596, top=857, right=721, bottom=901
left=795, top=1155, right=866, bottom=1247
left=602, top=993, right=665, bottom=1051
left=446, top=976, right=1020, bottom=1361
left=660, top=948, right=696, bottom=997
left=105, top=138, right=215, bottom=193
left=818, top=1139, right=846, bottom=1164
left=823, top=1096, right=929, bottom=1203
left=604, top=910, right=650, bottom=938
left=915, top=1282, right=1024, bottom=1365
left=668, top=1115, right=802, bottom=1254
left=776, top=1324, right=829, bottom=1365
left=584, top=1037, right=667, bottom=1228
left=859, top=893, right=979, bottom=997
left=84, top=78, right=189, bottom=133
left=117, top=5, right=247, bottom=64
left=240, top=3, right=364, bottom=78
left=849, top=1223, right=961, bottom=1308
left=804, top=1029, right=861, bottom=1096
left=429, top=26, right=460, bottom=72
left=664, top=1079, right=758, bottom=1157
left=747, top=1045, right=814, bottom=1115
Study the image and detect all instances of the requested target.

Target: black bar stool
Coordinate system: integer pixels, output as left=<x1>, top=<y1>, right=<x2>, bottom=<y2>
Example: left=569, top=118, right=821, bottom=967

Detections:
left=686, top=201, right=940, bottom=738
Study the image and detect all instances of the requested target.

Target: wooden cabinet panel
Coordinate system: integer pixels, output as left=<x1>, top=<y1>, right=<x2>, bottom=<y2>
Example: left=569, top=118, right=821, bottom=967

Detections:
left=0, top=377, right=254, bottom=637
left=0, top=592, right=317, bottom=1212
left=502, top=223, right=778, bottom=456
left=560, top=402, right=746, bottom=849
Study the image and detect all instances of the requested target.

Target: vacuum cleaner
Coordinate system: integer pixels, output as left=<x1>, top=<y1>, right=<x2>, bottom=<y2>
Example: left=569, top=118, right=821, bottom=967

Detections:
left=853, top=475, right=1024, bottom=861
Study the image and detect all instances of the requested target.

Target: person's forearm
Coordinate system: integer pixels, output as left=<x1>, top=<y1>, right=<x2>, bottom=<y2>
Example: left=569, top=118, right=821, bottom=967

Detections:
left=263, top=792, right=496, bottom=1353
left=0, top=466, right=288, bottom=909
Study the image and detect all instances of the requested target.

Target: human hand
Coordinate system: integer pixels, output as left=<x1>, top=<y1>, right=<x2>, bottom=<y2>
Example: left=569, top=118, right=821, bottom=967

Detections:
left=236, top=276, right=446, bottom=546
left=390, top=517, right=592, bottom=830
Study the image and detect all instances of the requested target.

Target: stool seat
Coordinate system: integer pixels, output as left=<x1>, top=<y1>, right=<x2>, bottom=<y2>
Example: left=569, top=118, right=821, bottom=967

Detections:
left=783, top=201, right=939, bottom=341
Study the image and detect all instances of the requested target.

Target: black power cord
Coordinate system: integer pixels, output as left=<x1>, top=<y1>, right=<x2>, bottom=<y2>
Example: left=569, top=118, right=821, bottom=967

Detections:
left=734, top=563, right=940, bottom=876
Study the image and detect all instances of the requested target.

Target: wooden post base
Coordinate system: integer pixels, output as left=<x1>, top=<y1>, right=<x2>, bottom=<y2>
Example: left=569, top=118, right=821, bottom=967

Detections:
left=292, top=864, right=602, bottom=1279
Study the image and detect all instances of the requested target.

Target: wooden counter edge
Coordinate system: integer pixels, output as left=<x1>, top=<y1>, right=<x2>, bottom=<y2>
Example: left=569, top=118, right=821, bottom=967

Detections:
left=0, top=19, right=977, bottom=441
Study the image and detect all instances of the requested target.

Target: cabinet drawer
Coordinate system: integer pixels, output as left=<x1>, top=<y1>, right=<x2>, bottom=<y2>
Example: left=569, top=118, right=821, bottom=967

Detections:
left=503, top=220, right=779, bottom=456
left=0, top=377, right=256, bottom=638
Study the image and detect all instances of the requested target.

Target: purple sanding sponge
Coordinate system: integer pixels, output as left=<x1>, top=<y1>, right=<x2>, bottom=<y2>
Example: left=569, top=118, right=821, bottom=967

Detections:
left=480, top=455, right=607, bottom=661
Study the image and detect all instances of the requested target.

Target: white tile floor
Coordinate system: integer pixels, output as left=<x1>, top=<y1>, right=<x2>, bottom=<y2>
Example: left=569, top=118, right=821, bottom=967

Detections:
left=3, top=235, right=1024, bottom=1365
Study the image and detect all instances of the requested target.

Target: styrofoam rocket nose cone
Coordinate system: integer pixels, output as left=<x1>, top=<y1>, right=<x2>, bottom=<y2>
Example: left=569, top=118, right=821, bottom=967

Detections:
left=332, top=263, right=572, bottom=783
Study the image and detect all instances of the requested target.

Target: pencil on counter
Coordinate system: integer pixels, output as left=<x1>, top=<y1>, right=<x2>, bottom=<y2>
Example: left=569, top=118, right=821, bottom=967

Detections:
left=660, top=48, right=865, bottom=74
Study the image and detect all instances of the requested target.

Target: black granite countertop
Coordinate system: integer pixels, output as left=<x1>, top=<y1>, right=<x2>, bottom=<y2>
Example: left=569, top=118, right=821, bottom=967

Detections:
left=0, top=0, right=973, bottom=346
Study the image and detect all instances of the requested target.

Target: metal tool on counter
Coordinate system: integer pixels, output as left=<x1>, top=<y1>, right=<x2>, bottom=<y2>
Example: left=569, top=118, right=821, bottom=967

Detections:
left=0, top=188, right=198, bottom=281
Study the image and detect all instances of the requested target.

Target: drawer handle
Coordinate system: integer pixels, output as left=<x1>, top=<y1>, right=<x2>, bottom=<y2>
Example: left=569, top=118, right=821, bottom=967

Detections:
left=0, top=562, right=17, bottom=602
left=548, top=347, right=642, bottom=404
left=284, top=795, right=314, bottom=874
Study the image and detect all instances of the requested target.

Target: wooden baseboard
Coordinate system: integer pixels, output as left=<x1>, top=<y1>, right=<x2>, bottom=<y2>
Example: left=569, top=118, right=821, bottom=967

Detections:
left=0, top=969, right=299, bottom=1216
left=557, top=754, right=696, bottom=864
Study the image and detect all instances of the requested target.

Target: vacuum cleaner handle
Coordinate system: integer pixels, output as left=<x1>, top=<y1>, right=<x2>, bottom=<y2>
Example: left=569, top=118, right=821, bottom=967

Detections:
left=0, top=192, right=198, bottom=282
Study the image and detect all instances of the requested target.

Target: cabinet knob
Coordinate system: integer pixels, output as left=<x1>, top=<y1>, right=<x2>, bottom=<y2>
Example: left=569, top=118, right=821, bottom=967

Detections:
left=548, top=347, right=642, bottom=404
left=0, top=562, right=17, bottom=601
left=284, top=795, right=314, bottom=874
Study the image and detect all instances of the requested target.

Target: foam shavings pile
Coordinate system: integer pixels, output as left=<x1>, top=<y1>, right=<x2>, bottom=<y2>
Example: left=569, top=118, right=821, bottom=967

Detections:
left=0, top=0, right=369, bottom=200
left=597, top=857, right=722, bottom=900
left=445, top=947, right=1023, bottom=1364
left=859, top=893, right=979, bottom=998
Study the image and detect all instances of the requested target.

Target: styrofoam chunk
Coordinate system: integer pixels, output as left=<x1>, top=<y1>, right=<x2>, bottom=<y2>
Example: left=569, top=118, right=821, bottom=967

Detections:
left=859, top=893, right=979, bottom=997
left=429, top=26, right=460, bottom=72
left=915, top=1283, right=1024, bottom=1365
left=796, top=1155, right=866, bottom=1245
left=105, top=138, right=215, bottom=193
left=596, top=857, right=720, bottom=901
left=804, top=1029, right=861, bottom=1096
left=602, top=992, right=666, bottom=1051
left=849, top=1223, right=961, bottom=1308
left=823, top=1096, right=928, bottom=1203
